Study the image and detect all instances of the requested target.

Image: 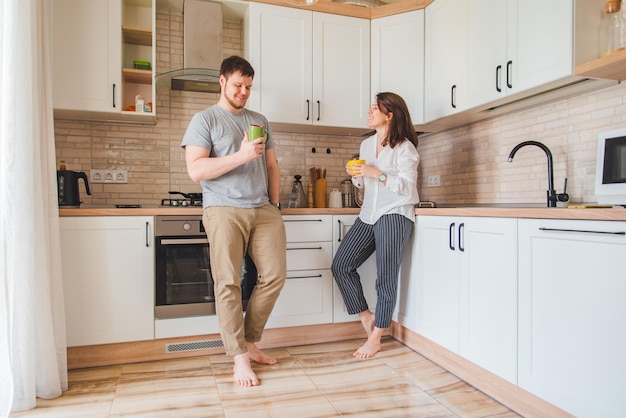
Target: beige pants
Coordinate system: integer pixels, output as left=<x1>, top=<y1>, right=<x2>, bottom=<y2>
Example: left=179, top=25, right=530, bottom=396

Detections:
left=203, top=204, right=286, bottom=356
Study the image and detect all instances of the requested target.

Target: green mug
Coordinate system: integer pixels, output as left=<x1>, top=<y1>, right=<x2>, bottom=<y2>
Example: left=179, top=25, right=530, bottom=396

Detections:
left=248, top=124, right=266, bottom=143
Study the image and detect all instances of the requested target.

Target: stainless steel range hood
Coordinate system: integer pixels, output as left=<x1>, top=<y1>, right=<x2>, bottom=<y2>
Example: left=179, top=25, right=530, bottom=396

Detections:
left=156, top=0, right=222, bottom=93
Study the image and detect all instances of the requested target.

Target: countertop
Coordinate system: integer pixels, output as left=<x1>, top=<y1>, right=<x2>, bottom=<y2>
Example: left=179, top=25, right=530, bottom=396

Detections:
left=58, top=205, right=626, bottom=221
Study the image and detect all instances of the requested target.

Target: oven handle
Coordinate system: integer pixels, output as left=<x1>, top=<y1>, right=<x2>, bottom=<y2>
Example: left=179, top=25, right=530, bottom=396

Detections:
left=160, top=238, right=208, bottom=245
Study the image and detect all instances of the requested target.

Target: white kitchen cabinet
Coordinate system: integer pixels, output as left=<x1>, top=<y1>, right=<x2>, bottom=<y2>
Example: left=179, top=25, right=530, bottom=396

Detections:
left=424, top=0, right=468, bottom=121
left=416, top=215, right=517, bottom=383
left=518, top=219, right=626, bottom=417
left=371, top=10, right=424, bottom=125
left=466, top=0, right=573, bottom=109
left=266, top=215, right=334, bottom=328
left=245, top=3, right=370, bottom=129
left=52, top=0, right=155, bottom=123
left=60, top=216, right=154, bottom=346
left=332, top=215, right=377, bottom=323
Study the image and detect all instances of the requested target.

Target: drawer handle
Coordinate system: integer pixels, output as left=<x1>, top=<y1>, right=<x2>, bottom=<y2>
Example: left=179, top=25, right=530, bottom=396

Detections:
left=449, top=222, right=455, bottom=251
left=538, top=227, right=625, bottom=235
left=286, top=274, right=323, bottom=280
left=287, top=247, right=323, bottom=251
left=283, top=219, right=324, bottom=223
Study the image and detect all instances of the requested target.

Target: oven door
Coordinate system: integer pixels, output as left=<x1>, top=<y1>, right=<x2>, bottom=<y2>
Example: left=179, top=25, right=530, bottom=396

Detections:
left=155, top=235, right=214, bottom=319
left=155, top=235, right=258, bottom=319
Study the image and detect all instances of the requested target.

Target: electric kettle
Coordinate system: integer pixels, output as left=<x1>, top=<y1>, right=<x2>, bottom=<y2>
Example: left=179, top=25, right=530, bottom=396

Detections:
left=57, top=170, right=91, bottom=207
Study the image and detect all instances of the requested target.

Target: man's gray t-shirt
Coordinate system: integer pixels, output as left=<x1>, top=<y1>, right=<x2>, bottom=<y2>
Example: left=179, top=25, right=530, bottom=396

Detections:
left=181, top=105, right=274, bottom=209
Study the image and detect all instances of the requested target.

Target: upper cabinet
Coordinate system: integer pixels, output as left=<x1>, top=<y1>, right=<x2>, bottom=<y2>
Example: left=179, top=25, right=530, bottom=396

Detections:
left=424, top=0, right=616, bottom=129
left=424, top=0, right=469, bottom=121
left=52, top=0, right=156, bottom=124
left=371, top=10, right=424, bottom=125
left=466, top=0, right=573, bottom=109
left=245, top=3, right=370, bottom=129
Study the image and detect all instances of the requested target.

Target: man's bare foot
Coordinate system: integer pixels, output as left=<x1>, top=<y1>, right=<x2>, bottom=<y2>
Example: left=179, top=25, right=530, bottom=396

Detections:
left=246, top=342, right=277, bottom=365
left=233, top=353, right=259, bottom=387
left=358, top=310, right=376, bottom=338
left=353, top=326, right=384, bottom=359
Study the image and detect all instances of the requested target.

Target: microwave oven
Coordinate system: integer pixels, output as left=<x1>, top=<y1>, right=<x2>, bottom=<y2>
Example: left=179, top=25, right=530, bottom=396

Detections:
left=595, top=128, right=626, bottom=206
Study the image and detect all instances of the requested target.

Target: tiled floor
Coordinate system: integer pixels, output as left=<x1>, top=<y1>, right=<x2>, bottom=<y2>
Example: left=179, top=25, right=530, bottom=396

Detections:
left=10, top=337, right=520, bottom=417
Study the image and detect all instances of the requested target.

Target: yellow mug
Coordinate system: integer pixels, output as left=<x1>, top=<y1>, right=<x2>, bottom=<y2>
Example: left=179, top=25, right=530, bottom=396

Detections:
left=347, top=159, right=366, bottom=176
left=248, top=124, right=266, bottom=143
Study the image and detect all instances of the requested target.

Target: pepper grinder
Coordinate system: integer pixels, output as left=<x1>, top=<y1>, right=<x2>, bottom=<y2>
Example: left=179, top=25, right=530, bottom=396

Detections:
left=288, top=175, right=307, bottom=208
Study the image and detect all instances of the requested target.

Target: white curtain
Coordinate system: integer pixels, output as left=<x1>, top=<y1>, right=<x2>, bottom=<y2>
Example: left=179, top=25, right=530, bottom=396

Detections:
left=0, top=0, right=68, bottom=415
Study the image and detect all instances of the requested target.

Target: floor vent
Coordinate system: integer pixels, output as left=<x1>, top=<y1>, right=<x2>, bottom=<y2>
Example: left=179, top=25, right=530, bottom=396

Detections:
left=165, top=339, right=224, bottom=353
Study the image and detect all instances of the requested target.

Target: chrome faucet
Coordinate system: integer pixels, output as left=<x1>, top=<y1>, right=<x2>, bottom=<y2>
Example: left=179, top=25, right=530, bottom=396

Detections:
left=508, top=141, right=568, bottom=207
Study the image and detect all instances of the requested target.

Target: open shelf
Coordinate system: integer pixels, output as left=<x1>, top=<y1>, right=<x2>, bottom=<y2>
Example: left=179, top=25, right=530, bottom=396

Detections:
left=122, top=25, right=152, bottom=46
left=575, top=50, right=626, bottom=81
left=122, top=68, right=152, bottom=84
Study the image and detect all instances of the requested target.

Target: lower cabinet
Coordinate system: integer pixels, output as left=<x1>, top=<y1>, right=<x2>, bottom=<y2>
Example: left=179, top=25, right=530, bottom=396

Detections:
left=266, top=215, right=334, bottom=328
left=416, top=215, right=518, bottom=383
left=332, top=215, right=377, bottom=323
left=60, top=216, right=155, bottom=346
left=518, top=219, right=626, bottom=417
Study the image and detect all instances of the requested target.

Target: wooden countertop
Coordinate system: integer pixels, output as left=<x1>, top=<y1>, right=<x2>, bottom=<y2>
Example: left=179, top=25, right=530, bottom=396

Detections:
left=58, top=206, right=626, bottom=221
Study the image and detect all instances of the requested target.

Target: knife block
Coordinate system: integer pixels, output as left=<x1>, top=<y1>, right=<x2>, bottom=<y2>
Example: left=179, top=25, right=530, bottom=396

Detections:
left=314, top=179, right=327, bottom=208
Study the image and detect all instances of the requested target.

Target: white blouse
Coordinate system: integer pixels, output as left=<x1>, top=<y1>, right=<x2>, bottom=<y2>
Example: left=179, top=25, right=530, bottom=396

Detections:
left=353, top=133, right=420, bottom=225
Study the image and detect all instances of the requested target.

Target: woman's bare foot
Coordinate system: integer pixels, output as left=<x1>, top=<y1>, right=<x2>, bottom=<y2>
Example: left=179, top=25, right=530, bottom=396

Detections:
left=353, top=327, right=384, bottom=359
left=233, top=353, right=259, bottom=387
left=246, top=342, right=277, bottom=365
left=358, top=310, right=376, bottom=338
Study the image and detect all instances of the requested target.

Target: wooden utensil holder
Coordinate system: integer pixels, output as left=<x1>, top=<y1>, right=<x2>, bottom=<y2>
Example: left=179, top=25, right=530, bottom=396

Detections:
left=314, top=179, right=327, bottom=208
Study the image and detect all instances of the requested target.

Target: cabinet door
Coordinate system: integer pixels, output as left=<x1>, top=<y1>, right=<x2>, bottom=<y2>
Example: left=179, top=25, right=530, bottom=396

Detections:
left=60, top=216, right=154, bottom=346
left=459, top=217, right=517, bottom=384
left=371, top=10, right=424, bottom=125
left=417, top=216, right=461, bottom=351
left=425, top=0, right=468, bottom=122
left=466, top=0, right=509, bottom=108
left=509, top=0, right=572, bottom=94
left=246, top=3, right=312, bottom=124
left=267, top=269, right=334, bottom=328
left=332, top=215, right=377, bottom=323
left=518, top=219, right=626, bottom=417
left=52, top=0, right=122, bottom=113
left=313, top=13, right=370, bottom=128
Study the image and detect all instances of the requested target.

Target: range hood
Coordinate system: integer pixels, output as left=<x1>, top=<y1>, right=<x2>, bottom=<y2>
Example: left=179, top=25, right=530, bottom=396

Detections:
left=156, top=0, right=222, bottom=93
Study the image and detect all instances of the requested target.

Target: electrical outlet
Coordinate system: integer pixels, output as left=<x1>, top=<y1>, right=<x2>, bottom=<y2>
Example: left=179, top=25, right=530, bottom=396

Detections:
left=427, top=175, right=441, bottom=187
left=90, top=169, right=104, bottom=183
left=103, top=170, right=115, bottom=183
left=115, top=170, right=128, bottom=183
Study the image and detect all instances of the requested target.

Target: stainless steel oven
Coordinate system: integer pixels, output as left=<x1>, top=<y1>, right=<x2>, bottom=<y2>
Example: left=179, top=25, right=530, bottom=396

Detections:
left=155, top=215, right=257, bottom=319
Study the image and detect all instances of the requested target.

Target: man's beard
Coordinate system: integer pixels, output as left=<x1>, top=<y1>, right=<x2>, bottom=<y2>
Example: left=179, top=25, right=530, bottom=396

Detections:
left=226, top=94, right=245, bottom=110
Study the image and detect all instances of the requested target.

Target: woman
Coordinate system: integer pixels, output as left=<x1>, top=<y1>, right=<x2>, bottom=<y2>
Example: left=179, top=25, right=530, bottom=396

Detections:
left=332, top=92, right=420, bottom=358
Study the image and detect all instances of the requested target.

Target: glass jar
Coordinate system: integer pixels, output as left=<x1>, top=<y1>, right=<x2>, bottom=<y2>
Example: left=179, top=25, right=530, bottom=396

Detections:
left=601, top=0, right=626, bottom=57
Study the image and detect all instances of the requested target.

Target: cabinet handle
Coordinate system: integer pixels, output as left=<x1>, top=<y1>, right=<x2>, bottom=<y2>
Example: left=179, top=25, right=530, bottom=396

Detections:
left=496, top=65, right=502, bottom=92
left=306, top=99, right=310, bottom=121
left=451, top=85, right=457, bottom=109
left=538, top=227, right=625, bottom=236
left=506, top=60, right=513, bottom=89
left=283, top=219, right=324, bottom=223
left=286, top=274, right=323, bottom=280
left=145, top=221, right=150, bottom=247
left=287, top=247, right=323, bottom=251
left=112, top=84, right=116, bottom=108
left=317, top=100, right=320, bottom=121
left=449, top=222, right=456, bottom=250
left=337, top=219, right=343, bottom=242
left=458, top=223, right=465, bottom=252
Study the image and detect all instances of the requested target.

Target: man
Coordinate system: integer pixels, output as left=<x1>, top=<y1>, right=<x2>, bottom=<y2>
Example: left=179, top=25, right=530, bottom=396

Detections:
left=182, top=55, right=286, bottom=387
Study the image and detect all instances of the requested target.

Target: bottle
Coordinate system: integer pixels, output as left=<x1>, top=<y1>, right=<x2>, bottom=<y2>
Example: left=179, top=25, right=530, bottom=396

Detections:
left=601, top=0, right=625, bottom=57
left=59, top=160, right=66, bottom=171
left=135, top=95, right=145, bottom=113
left=288, top=175, right=307, bottom=208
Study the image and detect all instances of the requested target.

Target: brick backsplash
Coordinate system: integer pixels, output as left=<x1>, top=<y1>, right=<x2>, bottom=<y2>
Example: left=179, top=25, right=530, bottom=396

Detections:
left=54, top=9, right=626, bottom=208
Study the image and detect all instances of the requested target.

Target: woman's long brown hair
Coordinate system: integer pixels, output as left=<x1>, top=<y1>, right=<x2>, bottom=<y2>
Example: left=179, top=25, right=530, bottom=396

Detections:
left=375, top=92, right=418, bottom=148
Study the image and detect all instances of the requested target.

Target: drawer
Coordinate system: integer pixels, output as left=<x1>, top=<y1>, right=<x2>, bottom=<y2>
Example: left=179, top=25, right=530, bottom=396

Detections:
left=283, top=215, right=332, bottom=243
left=286, top=241, right=333, bottom=271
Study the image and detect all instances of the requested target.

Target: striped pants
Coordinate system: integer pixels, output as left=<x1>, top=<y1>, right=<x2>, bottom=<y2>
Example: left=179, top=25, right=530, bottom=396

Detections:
left=331, top=214, right=414, bottom=329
